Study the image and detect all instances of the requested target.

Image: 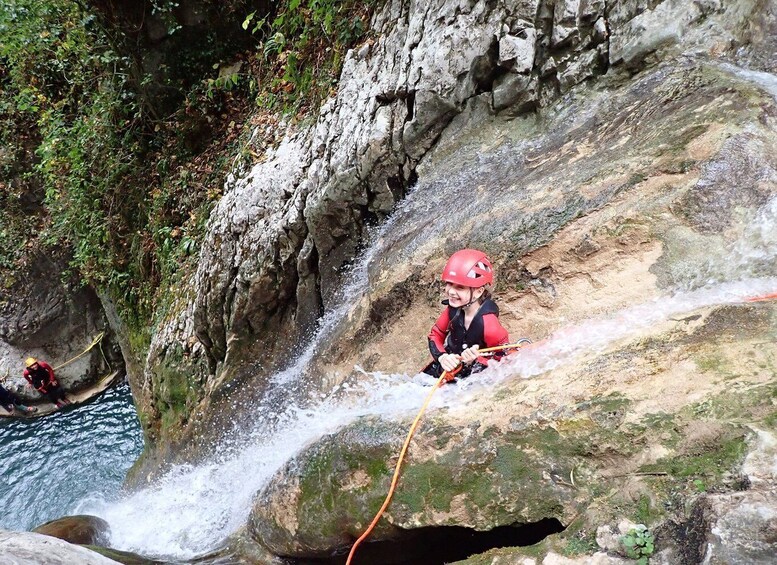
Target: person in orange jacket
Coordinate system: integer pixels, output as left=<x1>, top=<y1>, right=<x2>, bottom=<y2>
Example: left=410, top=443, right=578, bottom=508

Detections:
left=23, top=357, right=69, bottom=408
left=423, top=249, right=511, bottom=382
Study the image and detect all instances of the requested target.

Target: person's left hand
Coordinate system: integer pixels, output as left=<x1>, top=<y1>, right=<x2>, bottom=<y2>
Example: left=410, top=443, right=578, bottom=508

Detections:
left=460, top=345, right=480, bottom=365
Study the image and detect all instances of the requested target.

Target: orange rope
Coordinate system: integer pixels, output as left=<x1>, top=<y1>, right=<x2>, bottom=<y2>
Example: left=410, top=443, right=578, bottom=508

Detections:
left=345, top=367, right=457, bottom=564
left=746, top=292, right=777, bottom=302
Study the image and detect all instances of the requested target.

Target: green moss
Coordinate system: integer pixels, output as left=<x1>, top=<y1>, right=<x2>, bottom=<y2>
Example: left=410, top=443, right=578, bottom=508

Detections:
left=363, top=456, right=390, bottom=482
left=687, top=382, right=777, bottom=423
left=763, top=411, right=777, bottom=429
left=694, top=353, right=734, bottom=378
left=269, top=368, right=773, bottom=553
left=290, top=422, right=407, bottom=543
left=563, top=533, right=599, bottom=556
left=638, top=412, right=682, bottom=449
left=639, top=431, right=748, bottom=480
left=490, top=444, right=539, bottom=481
left=148, top=344, right=205, bottom=438
left=633, top=494, right=661, bottom=525
left=394, top=431, right=568, bottom=523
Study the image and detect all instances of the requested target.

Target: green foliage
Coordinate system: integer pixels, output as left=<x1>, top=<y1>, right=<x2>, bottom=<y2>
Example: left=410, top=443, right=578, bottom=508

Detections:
left=0, top=0, right=228, bottom=330
left=242, top=0, right=374, bottom=113
left=620, top=524, right=655, bottom=564
left=241, top=10, right=267, bottom=35
left=0, top=0, right=375, bottom=418
left=150, top=0, right=182, bottom=35
left=633, top=495, right=659, bottom=525
left=0, top=0, right=137, bottom=291
left=639, top=432, right=747, bottom=480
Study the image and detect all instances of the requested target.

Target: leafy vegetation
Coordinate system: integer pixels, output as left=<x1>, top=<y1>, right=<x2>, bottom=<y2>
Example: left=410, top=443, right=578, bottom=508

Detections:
left=243, top=0, right=374, bottom=113
left=1, top=0, right=175, bottom=316
left=620, top=524, right=655, bottom=564
left=0, top=0, right=375, bottom=438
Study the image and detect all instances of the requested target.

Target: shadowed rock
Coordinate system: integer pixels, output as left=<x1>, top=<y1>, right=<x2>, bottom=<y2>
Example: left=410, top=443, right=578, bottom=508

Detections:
left=33, top=514, right=111, bottom=546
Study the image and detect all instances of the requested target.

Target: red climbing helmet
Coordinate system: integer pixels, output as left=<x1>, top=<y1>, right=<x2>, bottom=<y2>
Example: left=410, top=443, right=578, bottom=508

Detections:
left=441, top=249, right=494, bottom=288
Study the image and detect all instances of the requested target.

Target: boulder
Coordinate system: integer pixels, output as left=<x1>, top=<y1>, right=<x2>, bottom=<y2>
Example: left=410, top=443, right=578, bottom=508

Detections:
left=33, top=515, right=111, bottom=546
left=0, top=529, right=121, bottom=565
left=250, top=417, right=578, bottom=558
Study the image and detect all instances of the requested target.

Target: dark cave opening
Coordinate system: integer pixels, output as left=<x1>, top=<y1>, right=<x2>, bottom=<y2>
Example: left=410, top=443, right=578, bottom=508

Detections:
left=289, top=518, right=566, bottom=565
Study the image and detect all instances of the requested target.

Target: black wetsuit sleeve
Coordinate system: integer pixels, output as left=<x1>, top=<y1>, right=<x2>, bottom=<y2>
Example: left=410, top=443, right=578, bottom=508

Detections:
left=0, top=386, right=18, bottom=407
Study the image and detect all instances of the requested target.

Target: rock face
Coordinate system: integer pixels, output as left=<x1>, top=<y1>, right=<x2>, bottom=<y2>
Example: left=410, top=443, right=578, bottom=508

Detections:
left=238, top=1, right=777, bottom=560
left=0, top=529, right=121, bottom=565
left=0, top=249, right=123, bottom=404
left=700, top=429, right=777, bottom=564
left=250, top=417, right=577, bottom=558
left=248, top=298, right=777, bottom=560
left=186, top=0, right=612, bottom=374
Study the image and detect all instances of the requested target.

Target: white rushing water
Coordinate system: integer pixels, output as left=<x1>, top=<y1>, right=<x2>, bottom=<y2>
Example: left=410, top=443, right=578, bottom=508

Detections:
left=81, top=193, right=777, bottom=559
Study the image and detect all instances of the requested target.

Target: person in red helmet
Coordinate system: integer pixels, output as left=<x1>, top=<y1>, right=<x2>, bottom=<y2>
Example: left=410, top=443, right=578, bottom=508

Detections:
left=423, top=249, right=510, bottom=382
left=23, top=357, right=69, bottom=408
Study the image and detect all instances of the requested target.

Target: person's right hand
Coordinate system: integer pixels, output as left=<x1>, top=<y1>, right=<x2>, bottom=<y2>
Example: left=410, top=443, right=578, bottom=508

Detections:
left=438, top=353, right=461, bottom=373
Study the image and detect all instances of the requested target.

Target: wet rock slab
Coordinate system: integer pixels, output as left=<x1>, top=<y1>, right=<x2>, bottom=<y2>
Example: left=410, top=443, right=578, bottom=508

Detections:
left=0, top=529, right=121, bottom=565
left=33, top=514, right=111, bottom=546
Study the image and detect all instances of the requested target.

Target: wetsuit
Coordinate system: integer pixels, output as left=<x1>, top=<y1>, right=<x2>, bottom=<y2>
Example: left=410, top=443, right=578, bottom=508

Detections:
left=23, top=361, right=67, bottom=405
left=423, top=298, right=510, bottom=379
left=0, top=383, right=34, bottom=413
left=0, top=383, right=21, bottom=411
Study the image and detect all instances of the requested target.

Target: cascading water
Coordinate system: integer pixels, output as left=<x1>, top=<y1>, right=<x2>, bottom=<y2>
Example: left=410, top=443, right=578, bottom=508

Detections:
left=81, top=185, right=777, bottom=560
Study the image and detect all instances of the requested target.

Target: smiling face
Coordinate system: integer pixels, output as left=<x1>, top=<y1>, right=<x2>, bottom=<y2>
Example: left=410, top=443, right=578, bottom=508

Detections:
left=445, top=282, right=484, bottom=309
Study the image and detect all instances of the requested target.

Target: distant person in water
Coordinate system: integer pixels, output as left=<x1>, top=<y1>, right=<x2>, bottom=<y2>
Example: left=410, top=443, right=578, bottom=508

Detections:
left=23, top=357, right=69, bottom=408
left=423, top=249, right=510, bottom=382
left=0, top=380, right=36, bottom=414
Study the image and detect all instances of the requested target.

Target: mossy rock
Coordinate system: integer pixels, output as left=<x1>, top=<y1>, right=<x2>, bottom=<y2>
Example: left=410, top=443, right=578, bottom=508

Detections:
left=248, top=416, right=587, bottom=558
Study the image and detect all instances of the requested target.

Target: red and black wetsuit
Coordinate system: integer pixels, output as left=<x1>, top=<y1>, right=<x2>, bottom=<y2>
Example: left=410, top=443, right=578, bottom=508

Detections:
left=23, top=361, right=67, bottom=405
left=423, top=298, right=510, bottom=379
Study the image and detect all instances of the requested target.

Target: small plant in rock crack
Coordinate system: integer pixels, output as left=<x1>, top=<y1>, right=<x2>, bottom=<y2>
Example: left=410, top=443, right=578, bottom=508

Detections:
left=620, top=524, right=655, bottom=564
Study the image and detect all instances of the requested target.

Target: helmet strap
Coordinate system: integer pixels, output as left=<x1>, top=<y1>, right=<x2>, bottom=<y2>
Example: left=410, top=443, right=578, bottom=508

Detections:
left=460, top=288, right=483, bottom=309
left=442, top=285, right=485, bottom=309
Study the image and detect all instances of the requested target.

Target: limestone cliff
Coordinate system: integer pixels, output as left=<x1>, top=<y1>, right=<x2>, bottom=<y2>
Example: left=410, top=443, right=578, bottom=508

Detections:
left=242, top=46, right=777, bottom=563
